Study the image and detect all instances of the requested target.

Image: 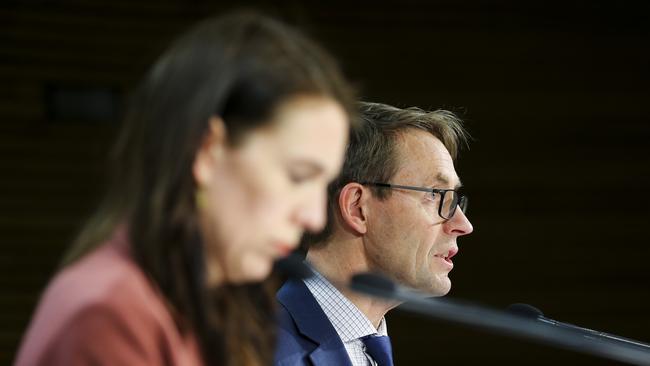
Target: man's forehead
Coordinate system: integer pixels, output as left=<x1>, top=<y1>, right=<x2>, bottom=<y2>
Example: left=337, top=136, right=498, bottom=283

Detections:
left=394, top=130, right=461, bottom=188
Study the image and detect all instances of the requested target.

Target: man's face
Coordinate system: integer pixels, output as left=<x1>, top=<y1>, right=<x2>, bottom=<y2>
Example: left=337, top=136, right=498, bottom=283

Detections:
left=364, top=129, right=473, bottom=296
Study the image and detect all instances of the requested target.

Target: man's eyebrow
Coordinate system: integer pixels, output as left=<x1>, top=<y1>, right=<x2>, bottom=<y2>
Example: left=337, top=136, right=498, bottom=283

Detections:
left=432, top=173, right=463, bottom=190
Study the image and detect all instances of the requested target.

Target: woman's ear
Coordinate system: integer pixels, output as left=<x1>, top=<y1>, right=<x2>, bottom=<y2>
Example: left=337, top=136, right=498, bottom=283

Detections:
left=193, top=116, right=228, bottom=186
left=338, top=182, right=368, bottom=235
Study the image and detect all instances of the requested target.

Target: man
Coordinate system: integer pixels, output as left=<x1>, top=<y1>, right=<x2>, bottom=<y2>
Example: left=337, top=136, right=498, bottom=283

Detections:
left=274, top=102, right=474, bottom=366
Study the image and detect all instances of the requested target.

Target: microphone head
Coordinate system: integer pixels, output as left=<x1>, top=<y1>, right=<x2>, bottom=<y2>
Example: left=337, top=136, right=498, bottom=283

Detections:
left=273, top=253, right=314, bottom=280
left=350, top=272, right=398, bottom=298
left=507, top=303, right=544, bottom=319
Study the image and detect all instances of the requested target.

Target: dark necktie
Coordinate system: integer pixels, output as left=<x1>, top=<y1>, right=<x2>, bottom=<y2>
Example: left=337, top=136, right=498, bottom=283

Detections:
left=361, top=335, right=394, bottom=366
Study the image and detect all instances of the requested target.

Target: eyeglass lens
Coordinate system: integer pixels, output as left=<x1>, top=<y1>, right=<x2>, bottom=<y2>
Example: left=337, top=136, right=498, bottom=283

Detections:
left=439, top=191, right=467, bottom=219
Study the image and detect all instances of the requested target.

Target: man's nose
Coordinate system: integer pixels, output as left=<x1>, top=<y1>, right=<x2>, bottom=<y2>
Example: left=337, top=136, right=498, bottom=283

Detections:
left=445, top=207, right=473, bottom=236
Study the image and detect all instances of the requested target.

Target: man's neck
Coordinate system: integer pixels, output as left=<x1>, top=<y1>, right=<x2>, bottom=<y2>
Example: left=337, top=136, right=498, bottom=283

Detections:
left=306, top=239, right=400, bottom=329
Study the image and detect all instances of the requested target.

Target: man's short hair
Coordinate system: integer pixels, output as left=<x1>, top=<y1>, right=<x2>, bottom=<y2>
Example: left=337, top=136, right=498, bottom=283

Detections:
left=301, top=101, right=469, bottom=250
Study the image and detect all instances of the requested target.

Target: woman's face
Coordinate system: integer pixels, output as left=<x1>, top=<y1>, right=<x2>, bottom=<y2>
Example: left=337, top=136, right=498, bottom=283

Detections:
left=194, top=95, right=348, bottom=285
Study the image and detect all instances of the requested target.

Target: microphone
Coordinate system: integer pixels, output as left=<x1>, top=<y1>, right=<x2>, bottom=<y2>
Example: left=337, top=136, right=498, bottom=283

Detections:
left=273, top=253, right=314, bottom=280
left=350, top=272, right=650, bottom=366
left=508, top=303, right=650, bottom=351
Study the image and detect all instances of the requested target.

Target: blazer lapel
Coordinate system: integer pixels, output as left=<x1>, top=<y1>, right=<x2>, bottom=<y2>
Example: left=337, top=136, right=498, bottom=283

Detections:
left=277, top=279, right=353, bottom=366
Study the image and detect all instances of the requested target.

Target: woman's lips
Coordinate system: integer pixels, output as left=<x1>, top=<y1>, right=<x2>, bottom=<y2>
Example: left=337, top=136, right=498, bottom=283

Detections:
left=273, top=241, right=295, bottom=256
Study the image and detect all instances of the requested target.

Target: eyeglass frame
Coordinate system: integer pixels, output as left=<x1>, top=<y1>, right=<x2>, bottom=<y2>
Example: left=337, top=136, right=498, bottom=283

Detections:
left=361, top=182, right=467, bottom=220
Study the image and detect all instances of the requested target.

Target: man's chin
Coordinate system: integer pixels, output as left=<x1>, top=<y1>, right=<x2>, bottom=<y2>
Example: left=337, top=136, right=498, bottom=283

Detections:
left=394, top=274, right=451, bottom=296
left=422, top=278, right=451, bottom=297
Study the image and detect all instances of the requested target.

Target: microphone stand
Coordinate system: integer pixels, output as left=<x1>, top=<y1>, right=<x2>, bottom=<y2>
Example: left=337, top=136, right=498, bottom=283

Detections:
left=508, top=303, right=650, bottom=351
left=350, top=273, right=650, bottom=366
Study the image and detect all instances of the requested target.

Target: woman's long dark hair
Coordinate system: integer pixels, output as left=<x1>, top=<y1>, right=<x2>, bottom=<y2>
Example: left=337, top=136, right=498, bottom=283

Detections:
left=64, top=12, right=355, bottom=366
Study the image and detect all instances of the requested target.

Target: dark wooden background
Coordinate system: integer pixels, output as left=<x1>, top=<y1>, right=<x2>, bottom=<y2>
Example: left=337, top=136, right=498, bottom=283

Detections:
left=2, top=1, right=649, bottom=365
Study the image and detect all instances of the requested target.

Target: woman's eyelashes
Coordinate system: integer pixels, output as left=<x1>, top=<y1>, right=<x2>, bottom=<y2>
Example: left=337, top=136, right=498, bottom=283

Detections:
left=286, top=161, right=323, bottom=184
left=288, top=170, right=315, bottom=184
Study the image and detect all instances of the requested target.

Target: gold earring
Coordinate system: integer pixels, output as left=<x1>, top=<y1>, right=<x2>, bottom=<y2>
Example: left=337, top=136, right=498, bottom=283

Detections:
left=195, top=187, right=208, bottom=210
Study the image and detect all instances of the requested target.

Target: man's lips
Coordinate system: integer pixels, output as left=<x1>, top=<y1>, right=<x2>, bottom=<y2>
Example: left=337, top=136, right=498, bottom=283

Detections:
left=434, top=247, right=458, bottom=266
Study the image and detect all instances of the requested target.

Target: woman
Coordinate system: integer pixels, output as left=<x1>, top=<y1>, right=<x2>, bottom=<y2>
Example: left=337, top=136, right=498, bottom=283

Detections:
left=15, top=12, right=355, bottom=366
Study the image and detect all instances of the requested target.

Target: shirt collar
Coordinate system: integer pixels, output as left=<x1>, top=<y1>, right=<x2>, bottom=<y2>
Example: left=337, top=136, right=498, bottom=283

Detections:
left=304, top=266, right=388, bottom=342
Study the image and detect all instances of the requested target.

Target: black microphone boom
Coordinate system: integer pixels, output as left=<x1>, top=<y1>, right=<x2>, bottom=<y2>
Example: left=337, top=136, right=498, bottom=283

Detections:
left=351, top=273, right=650, bottom=366
left=508, top=303, right=650, bottom=351
left=273, top=253, right=314, bottom=280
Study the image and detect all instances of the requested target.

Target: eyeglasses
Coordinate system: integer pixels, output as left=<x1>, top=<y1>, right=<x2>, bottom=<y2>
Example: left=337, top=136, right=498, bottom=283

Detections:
left=362, top=182, right=468, bottom=220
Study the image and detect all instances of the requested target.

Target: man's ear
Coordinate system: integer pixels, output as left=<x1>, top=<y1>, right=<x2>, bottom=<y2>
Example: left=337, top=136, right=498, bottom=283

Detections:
left=338, top=182, right=369, bottom=235
left=193, top=116, right=227, bottom=186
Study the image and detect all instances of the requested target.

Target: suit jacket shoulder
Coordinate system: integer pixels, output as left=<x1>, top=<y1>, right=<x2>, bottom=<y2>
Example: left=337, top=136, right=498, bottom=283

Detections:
left=274, top=278, right=353, bottom=366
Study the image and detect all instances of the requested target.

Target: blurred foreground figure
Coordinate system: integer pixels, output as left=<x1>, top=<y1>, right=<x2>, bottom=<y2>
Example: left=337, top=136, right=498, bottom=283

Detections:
left=275, top=102, right=473, bottom=366
left=16, top=12, right=355, bottom=366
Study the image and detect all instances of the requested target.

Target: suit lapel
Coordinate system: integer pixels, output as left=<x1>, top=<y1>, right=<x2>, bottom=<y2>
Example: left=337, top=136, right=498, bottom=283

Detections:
left=277, top=279, right=353, bottom=366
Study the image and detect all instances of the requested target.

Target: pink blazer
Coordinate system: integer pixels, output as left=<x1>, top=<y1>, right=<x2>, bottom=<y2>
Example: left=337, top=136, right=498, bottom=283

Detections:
left=15, top=229, right=205, bottom=366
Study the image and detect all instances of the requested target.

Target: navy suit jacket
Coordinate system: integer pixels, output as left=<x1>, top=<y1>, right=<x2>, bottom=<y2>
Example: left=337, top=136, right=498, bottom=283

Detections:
left=274, top=278, right=353, bottom=366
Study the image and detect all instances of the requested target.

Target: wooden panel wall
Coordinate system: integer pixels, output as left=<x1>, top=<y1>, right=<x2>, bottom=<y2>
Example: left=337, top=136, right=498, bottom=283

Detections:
left=2, top=1, right=649, bottom=364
